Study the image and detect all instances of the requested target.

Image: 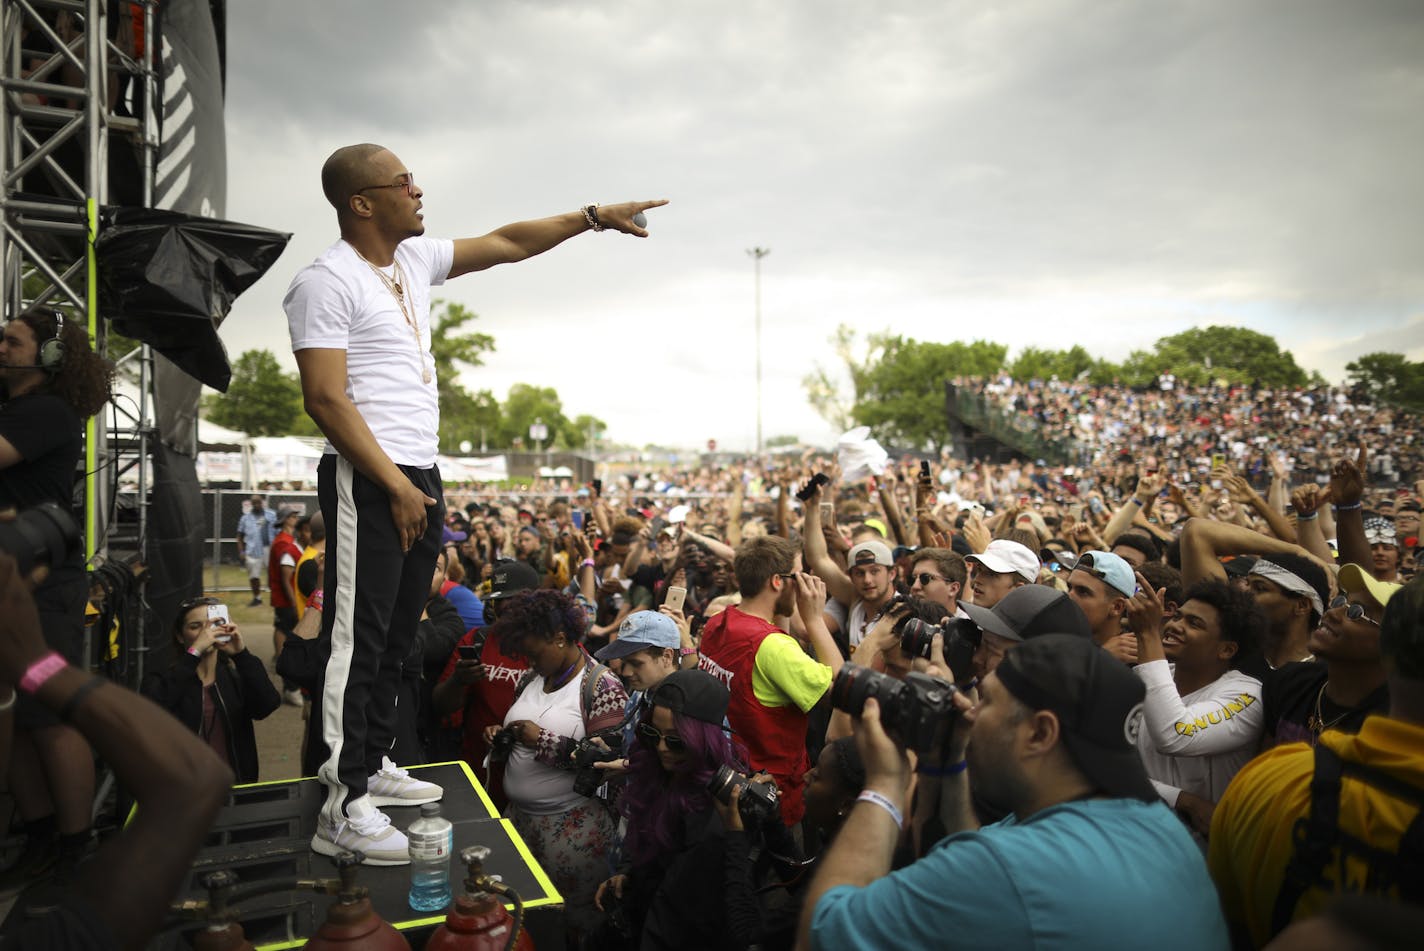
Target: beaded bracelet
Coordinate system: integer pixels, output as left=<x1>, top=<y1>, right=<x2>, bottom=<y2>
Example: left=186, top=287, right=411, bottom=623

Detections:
left=856, top=790, right=904, bottom=828
left=581, top=204, right=604, bottom=232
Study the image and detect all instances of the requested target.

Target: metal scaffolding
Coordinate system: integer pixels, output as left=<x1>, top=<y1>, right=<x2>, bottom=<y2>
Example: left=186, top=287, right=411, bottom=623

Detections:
left=0, top=0, right=159, bottom=570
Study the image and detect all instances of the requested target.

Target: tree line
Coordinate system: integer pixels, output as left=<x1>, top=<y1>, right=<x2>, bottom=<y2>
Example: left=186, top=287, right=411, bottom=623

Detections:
left=203, top=301, right=607, bottom=452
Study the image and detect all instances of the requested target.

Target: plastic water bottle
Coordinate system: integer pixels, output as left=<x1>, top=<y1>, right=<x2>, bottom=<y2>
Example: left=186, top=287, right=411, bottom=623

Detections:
left=407, top=802, right=453, bottom=912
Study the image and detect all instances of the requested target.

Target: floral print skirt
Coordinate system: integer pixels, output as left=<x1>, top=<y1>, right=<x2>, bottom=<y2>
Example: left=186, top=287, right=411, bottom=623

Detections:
left=507, top=799, right=618, bottom=938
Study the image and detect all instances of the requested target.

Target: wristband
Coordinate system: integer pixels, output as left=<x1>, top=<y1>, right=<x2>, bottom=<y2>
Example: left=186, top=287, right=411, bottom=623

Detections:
left=1332, top=501, right=1362, bottom=511
left=1128, top=496, right=1144, bottom=506
left=59, top=677, right=104, bottom=723
left=187, top=645, right=204, bottom=658
left=581, top=558, right=596, bottom=568
left=0, top=688, right=16, bottom=713
left=917, top=760, right=968, bottom=777
left=678, top=647, right=698, bottom=657
left=19, top=652, right=66, bottom=694
left=1296, top=512, right=1318, bottom=521
left=856, top=790, right=904, bottom=829
left=581, top=204, right=604, bottom=232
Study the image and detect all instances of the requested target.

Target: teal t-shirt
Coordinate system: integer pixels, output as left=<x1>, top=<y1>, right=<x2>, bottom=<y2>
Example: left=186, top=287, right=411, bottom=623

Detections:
left=811, top=797, right=1228, bottom=950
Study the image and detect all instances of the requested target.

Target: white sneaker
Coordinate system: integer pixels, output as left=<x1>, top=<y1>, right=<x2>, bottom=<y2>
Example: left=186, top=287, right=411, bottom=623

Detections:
left=311, top=809, right=410, bottom=866
left=367, top=757, right=444, bottom=807
left=283, top=688, right=305, bottom=707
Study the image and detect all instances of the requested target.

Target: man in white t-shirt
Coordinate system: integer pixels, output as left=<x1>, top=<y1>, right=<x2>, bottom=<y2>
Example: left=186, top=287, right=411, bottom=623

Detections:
left=1125, top=575, right=1267, bottom=842
left=285, top=142, right=665, bottom=864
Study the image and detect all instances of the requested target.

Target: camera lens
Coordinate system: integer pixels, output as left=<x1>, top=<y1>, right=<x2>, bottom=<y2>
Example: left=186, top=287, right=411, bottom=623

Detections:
left=0, top=502, right=80, bottom=575
left=830, top=664, right=906, bottom=719
left=707, top=764, right=740, bottom=805
left=898, top=618, right=940, bottom=660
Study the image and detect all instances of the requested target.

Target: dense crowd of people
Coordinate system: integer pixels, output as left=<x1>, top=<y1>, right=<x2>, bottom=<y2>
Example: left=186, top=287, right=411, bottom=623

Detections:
left=201, top=430, right=1415, bottom=949
left=972, top=373, right=1422, bottom=486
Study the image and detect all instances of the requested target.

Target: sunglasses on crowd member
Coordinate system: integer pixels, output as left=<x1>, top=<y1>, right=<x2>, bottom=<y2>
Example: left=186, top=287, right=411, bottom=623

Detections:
left=1329, top=595, right=1380, bottom=627
left=913, top=572, right=944, bottom=587
left=178, top=596, right=220, bottom=613
left=637, top=722, right=686, bottom=752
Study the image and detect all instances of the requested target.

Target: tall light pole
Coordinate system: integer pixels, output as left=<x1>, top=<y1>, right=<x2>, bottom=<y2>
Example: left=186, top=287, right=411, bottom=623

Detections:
left=747, top=247, right=770, bottom=456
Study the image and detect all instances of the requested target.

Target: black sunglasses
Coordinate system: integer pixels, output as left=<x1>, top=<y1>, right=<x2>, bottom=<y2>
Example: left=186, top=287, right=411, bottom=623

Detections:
left=913, top=572, right=943, bottom=587
left=637, top=721, right=686, bottom=752
left=1329, top=595, right=1380, bottom=627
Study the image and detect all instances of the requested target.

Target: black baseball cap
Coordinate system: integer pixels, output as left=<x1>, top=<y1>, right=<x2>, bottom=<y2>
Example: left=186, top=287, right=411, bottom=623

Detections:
left=993, top=634, right=1156, bottom=802
left=487, top=559, right=541, bottom=600
left=644, top=669, right=729, bottom=726
left=959, top=585, right=1092, bottom=643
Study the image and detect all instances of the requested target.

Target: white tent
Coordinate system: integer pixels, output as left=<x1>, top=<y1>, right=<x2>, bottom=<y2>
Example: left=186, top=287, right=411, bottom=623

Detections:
left=249, top=436, right=324, bottom=485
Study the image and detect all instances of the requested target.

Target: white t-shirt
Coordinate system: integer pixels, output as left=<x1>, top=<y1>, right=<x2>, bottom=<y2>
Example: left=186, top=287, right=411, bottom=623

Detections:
left=501, top=672, right=586, bottom=816
left=284, top=236, right=454, bottom=466
left=1133, top=660, right=1264, bottom=808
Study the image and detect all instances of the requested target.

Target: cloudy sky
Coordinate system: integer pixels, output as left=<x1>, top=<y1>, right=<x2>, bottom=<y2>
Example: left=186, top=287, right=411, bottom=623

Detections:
left=217, top=0, right=1424, bottom=452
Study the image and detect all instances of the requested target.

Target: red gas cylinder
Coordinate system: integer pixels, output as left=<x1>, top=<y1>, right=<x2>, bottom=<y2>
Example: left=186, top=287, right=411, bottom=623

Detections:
left=426, top=847, right=535, bottom=951
left=426, top=891, right=533, bottom=951
left=302, top=852, right=412, bottom=951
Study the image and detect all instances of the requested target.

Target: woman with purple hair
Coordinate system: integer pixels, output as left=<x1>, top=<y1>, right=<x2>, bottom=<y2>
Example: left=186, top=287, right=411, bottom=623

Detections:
left=591, top=669, right=752, bottom=949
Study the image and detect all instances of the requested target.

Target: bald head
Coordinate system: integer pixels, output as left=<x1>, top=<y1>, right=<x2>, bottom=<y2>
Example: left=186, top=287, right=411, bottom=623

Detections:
left=321, top=143, right=388, bottom=214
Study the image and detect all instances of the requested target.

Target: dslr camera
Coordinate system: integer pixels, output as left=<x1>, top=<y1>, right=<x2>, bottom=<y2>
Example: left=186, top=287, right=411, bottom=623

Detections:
left=830, top=664, right=959, bottom=754
left=899, top=616, right=981, bottom=683
left=571, top=734, right=622, bottom=797
left=488, top=726, right=519, bottom=764
left=707, top=765, right=780, bottom=827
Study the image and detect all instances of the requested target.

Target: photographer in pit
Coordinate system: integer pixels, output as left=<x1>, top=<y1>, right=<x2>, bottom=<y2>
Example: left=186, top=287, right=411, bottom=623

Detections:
left=140, top=597, right=282, bottom=783
left=593, top=670, right=768, bottom=950
left=797, top=635, right=1229, bottom=950
left=0, top=307, right=113, bottom=892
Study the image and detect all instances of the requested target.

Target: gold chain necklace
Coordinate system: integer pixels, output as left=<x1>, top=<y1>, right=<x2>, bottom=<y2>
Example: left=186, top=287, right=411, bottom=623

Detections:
left=1307, top=681, right=1351, bottom=735
left=352, top=246, right=431, bottom=384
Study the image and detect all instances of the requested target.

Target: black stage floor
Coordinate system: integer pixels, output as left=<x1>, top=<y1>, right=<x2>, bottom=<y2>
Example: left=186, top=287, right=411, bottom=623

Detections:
left=148, top=761, right=562, bottom=950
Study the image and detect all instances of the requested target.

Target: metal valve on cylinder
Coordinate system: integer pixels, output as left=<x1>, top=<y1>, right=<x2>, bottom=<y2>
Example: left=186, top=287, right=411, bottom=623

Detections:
left=302, top=851, right=412, bottom=951
left=425, top=845, right=534, bottom=951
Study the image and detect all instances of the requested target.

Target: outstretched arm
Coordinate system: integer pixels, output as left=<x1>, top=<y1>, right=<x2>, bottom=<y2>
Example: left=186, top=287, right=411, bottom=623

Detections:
left=1179, top=517, right=1325, bottom=588
left=801, top=481, right=856, bottom=606
left=449, top=200, right=668, bottom=278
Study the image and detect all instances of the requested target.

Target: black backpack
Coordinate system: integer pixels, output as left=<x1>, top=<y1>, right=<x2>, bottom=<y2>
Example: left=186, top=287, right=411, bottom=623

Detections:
left=1271, top=743, right=1424, bottom=935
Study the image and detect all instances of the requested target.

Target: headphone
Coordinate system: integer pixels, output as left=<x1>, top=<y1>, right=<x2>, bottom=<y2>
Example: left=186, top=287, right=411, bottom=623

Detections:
left=37, top=309, right=65, bottom=372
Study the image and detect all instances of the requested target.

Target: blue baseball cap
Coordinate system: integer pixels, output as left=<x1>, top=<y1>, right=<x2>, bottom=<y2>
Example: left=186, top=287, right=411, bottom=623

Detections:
left=1074, top=551, right=1136, bottom=598
left=595, top=610, right=681, bottom=661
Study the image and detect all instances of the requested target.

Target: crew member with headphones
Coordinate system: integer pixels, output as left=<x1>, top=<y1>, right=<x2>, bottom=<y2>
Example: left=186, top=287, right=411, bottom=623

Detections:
left=0, top=306, right=114, bottom=908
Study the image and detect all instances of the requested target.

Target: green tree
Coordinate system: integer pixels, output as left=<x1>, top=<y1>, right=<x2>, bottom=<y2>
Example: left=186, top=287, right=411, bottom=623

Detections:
left=1119, top=325, right=1308, bottom=388
left=802, top=324, right=863, bottom=433
left=562, top=413, right=608, bottom=451
left=497, top=384, right=569, bottom=450
left=202, top=349, right=303, bottom=436
left=429, top=300, right=498, bottom=452
left=852, top=336, right=1008, bottom=450
left=1346, top=352, right=1424, bottom=409
left=1007, top=344, right=1115, bottom=383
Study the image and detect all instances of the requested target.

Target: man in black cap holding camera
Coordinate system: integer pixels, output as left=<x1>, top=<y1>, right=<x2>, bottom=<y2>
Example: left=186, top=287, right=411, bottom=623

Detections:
left=797, top=635, right=1227, bottom=949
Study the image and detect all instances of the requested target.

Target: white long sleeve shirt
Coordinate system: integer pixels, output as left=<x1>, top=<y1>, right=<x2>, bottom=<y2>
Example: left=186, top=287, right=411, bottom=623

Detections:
left=1133, top=659, right=1264, bottom=808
